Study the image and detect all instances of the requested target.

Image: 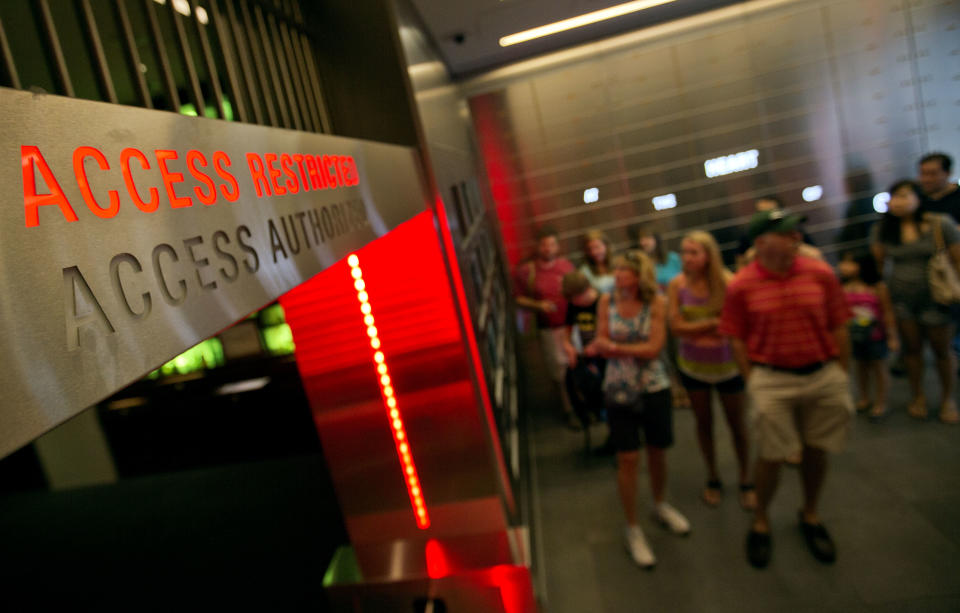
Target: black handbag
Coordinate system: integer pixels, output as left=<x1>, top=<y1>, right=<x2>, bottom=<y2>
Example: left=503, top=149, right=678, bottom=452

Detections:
left=604, top=381, right=643, bottom=413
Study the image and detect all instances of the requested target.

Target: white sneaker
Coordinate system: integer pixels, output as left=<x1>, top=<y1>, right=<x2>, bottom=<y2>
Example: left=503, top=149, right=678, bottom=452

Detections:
left=653, top=502, right=691, bottom=536
left=625, top=525, right=656, bottom=568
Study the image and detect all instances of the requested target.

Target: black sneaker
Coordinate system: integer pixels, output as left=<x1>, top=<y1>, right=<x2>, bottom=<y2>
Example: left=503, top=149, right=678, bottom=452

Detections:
left=799, top=514, right=836, bottom=564
left=746, top=529, right=772, bottom=568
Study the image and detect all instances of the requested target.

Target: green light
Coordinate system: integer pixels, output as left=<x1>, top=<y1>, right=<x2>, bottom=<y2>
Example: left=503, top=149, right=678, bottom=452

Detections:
left=262, top=324, right=295, bottom=356
left=178, top=98, right=233, bottom=121
left=260, top=303, right=288, bottom=327
left=154, top=338, right=226, bottom=376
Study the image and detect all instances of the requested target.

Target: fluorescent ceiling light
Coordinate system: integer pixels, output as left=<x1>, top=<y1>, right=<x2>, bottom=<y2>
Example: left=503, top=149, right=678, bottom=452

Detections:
left=704, top=149, right=759, bottom=178
left=216, top=377, right=271, bottom=395
left=499, top=0, right=678, bottom=47
left=583, top=187, right=599, bottom=204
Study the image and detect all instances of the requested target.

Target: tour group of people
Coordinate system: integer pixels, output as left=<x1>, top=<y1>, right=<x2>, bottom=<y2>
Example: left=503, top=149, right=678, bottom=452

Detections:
left=513, top=152, right=960, bottom=569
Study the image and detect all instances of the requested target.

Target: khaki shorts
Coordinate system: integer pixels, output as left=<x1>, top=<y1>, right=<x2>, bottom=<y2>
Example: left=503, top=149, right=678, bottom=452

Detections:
left=747, top=362, right=853, bottom=461
left=539, top=327, right=569, bottom=383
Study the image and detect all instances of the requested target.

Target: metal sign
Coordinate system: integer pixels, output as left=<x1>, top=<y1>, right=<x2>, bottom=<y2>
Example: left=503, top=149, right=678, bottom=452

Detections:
left=0, top=88, right=429, bottom=458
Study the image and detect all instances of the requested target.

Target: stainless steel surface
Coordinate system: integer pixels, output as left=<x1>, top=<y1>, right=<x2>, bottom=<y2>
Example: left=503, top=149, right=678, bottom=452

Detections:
left=462, top=0, right=959, bottom=264
left=0, top=87, right=429, bottom=458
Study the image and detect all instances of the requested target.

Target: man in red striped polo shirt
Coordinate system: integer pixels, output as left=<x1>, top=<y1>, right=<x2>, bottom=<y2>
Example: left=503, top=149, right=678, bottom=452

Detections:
left=719, top=209, right=852, bottom=569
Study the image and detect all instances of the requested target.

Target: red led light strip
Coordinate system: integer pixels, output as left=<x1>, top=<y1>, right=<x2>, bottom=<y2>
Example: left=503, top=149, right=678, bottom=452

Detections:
left=348, top=253, right=430, bottom=529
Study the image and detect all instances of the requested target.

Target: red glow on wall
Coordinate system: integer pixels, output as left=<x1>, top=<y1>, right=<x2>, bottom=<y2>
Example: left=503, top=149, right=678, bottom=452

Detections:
left=347, top=252, right=430, bottom=529
left=469, top=95, right=525, bottom=266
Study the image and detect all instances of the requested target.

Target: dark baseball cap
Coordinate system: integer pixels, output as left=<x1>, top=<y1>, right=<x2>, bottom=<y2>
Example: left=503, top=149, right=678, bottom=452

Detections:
left=748, top=209, right=807, bottom=240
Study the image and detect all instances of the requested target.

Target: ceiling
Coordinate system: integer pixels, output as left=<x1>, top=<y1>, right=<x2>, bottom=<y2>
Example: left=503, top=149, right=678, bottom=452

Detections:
left=408, top=0, right=744, bottom=77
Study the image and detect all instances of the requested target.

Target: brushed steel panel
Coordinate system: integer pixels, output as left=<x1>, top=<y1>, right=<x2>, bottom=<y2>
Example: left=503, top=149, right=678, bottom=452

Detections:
left=468, top=0, right=959, bottom=269
left=0, top=88, right=428, bottom=459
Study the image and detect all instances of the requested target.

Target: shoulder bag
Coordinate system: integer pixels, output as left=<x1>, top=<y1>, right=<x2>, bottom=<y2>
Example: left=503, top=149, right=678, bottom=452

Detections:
left=927, top=214, right=960, bottom=305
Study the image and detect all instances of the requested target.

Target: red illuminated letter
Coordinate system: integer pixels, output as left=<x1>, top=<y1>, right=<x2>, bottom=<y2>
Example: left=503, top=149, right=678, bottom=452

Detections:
left=73, top=146, right=121, bottom=219
left=305, top=155, right=325, bottom=190
left=121, top=148, right=159, bottom=213
left=186, top=150, right=217, bottom=206
left=21, top=145, right=78, bottom=227
left=213, top=151, right=239, bottom=202
left=264, top=153, right=286, bottom=195
left=155, top=150, right=193, bottom=208
left=345, top=156, right=359, bottom=186
left=333, top=155, right=347, bottom=187
left=245, top=152, right=270, bottom=197
left=292, top=154, right=310, bottom=192
left=322, top=155, right=338, bottom=188
left=280, top=153, right=300, bottom=194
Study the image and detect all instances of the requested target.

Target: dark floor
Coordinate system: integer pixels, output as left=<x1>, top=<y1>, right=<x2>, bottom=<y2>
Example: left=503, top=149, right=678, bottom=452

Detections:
left=522, top=342, right=960, bottom=613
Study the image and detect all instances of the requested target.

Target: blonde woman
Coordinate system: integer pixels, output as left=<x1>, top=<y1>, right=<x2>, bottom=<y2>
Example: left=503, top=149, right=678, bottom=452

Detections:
left=585, top=250, right=689, bottom=569
left=580, top=229, right=615, bottom=294
left=667, top=231, right=754, bottom=510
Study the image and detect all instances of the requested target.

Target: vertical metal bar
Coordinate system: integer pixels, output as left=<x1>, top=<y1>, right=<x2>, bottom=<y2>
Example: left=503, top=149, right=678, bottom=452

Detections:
left=188, top=0, right=226, bottom=119
left=277, top=21, right=313, bottom=131
left=289, top=23, right=322, bottom=133
left=287, top=0, right=304, bottom=25
left=143, top=0, right=181, bottom=110
left=253, top=4, right=290, bottom=128
left=34, top=0, right=75, bottom=97
left=167, top=0, right=205, bottom=113
left=113, top=0, right=152, bottom=108
left=0, top=17, right=21, bottom=89
left=224, top=0, right=264, bottom=125
left=206, top=0, right=248, bottom=122
left=300, top=35, right=330, bottom=133
left=77, top=0, right=118, bottom=103
left=238, top=0, right=277, bottom=126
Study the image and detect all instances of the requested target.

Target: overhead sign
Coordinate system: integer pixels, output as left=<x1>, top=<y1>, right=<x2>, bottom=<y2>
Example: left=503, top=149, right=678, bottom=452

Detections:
left=0, top=88, right=429, bottom=458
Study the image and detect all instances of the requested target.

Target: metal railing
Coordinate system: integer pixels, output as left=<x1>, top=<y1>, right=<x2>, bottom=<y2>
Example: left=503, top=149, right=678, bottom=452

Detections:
left=0, top=0, right=328, bottom=132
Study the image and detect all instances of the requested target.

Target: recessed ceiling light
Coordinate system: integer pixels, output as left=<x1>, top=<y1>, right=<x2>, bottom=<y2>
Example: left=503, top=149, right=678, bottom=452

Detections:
left=652, top=193, right=677, bottom=210
left=802, top=185, right=823, bottom=202
left=499, top=0, right=678, bottom=47
left=873, top=192, right=890, bottom=213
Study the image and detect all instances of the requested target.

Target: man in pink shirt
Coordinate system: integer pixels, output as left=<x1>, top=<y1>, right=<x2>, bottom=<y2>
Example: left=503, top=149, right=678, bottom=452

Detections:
left=720, top=209, right=852, bottom=569
left=514, top=227, right=577, bottom=428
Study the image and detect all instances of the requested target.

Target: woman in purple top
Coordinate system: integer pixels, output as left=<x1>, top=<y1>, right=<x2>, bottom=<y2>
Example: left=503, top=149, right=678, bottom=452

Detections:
left=668, top=231, right=753, bottom=510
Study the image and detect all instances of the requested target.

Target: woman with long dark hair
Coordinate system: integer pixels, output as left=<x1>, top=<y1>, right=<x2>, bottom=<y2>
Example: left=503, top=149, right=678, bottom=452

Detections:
left=871, top=179, right=960, bottom=424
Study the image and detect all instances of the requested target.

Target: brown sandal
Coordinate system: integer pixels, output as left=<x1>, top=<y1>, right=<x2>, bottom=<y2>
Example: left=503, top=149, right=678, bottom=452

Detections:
left=908, top=397, right=928, bottom=420
left=940, top=403, right=959, bottom=425
left=702, top=480, right=723, bottom=507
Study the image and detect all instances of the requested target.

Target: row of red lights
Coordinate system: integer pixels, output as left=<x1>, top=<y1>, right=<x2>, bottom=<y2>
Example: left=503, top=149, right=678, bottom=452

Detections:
left=347, top=253, right=430, bottom=529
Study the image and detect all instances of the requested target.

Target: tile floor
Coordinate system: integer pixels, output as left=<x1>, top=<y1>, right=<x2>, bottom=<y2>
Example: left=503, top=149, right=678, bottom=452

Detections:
left=522, top=343, right=960, bottom=613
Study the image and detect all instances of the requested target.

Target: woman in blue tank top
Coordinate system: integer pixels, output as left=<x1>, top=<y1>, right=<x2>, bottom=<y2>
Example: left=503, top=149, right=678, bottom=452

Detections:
left=585, top=250, right=690, bottom=569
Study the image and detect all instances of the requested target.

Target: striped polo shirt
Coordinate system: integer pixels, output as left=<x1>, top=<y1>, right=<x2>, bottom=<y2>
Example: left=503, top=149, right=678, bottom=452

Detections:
left=718, top=256, right=851, bottom=368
